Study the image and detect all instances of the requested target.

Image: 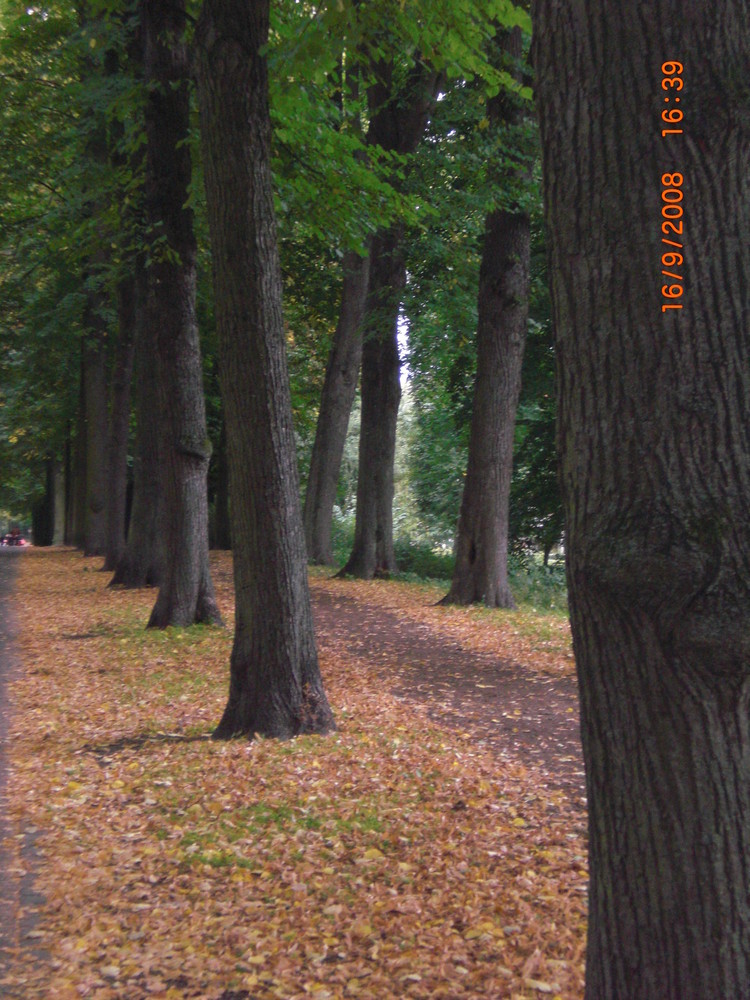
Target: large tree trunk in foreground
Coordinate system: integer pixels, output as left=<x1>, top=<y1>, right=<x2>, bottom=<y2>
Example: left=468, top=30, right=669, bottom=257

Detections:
left=110, top=266, right=165, bottom=588
left=103, top=275, right=136, bottom=571
left=303, top=250, right=370, bottom=565
left=533, top=3, right=750, bottom=997
left=142, top=0, right=220, bottom=629
left=196, top=0, right=335, bottom=739
left=341, top=61, right=441, bottom=578
left=443, top=28, right=530, bottom=609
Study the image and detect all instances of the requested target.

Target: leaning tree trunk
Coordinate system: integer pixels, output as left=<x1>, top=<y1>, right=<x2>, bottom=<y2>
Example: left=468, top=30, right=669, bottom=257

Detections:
left=109, top=265, right=165, bottom=588
left=303, top=250, right=370, bottom=565
left=340, top=61, right=441, bottom=578
left=533, top=2, right=750, bottom=997
left=103, top=275, right=136, bottom=571
left=195, top=0, right=335, bottom=739
left=442, top=27, right=531, bottom=609
left=142, top=0, right=220, bottom=629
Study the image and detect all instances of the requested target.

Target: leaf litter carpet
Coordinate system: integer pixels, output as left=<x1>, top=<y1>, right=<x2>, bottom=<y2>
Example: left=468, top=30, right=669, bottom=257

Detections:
left=0, top=550, right=587, bottom=999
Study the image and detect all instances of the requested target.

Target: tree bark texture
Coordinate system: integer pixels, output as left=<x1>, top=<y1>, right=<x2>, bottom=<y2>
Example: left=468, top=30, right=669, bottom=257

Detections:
left=81, top=323, right=109, bottom=557
left=195, top=0, right=335, bottom=739
left=443, top=28, right=530, bottom=609
left=533, top=3, right=750, bottom=997
left=103, top=275, right=136, bottom=571
left=52, top=457, right=65, bottom=545
left=71, top=370, right=87, bottom=549
left=341, top=61, right=441, bottom=578
left=303, top=250, right=370, bottom=565
left=142, top=0, right=220, bottom=628
left=211, top=418, right=231, bottom=550
left=109, top=264, right=165, bottom=588
left=340, top=228, right=404, bottom=577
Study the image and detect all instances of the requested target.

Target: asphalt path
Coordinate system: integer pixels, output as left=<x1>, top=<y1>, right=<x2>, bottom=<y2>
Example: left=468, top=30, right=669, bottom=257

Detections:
left=0, top=549, right=45, bottom=991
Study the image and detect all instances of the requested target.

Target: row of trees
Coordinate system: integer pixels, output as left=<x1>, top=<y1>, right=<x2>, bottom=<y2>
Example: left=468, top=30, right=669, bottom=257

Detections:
left=0, top=0, right=556, bottom=607
left=0, top=0, right=540, bottom=733
left=3, top=0, right=749, bottom=996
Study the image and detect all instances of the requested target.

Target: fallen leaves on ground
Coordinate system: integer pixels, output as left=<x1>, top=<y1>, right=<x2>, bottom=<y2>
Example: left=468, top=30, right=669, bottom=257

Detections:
left=3, top=550, right=586, bottom=999
left=308, top=571, right=575, bottom=679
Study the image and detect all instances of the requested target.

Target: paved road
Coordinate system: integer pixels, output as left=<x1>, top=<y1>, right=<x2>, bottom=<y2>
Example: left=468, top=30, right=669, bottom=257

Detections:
left=0, top=550, right=45, bottom=990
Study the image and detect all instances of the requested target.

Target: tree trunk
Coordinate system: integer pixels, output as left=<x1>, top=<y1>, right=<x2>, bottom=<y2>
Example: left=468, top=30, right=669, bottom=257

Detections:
left=142, top=0, right=220, bottom=629
left=52, top=456, right=65, bottom=545
left=82, top=324, right=108, bottom=557
left=303, top=250, right=370, bottom=565
left=211, top=418, right=231, bottom=550
left=63, top=430, right=75, bottom=546
left=195, top=0, right=335, bottom=739
left=340, top=61, right=441, bottom=578
left=71, top=370, right=87, bottom=549
left=442, top=28, right=530, bottom=609
left=103, top=275, right=136, bottom=571
left=340, top=229, right=403, bottom=577
left=533, top=2, right=750, bottom=997
left=109, top=264, right=165, bottom=588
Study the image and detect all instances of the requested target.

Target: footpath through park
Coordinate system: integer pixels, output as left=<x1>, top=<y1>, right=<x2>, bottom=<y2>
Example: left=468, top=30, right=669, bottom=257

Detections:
left=0, top=550, right=46, bottom=994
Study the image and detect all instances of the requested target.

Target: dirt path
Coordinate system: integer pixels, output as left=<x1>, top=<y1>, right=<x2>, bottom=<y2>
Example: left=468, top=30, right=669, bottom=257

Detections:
left=311, top=585, right=586, bottom=807
left=0, top=550, right=45, bottom=993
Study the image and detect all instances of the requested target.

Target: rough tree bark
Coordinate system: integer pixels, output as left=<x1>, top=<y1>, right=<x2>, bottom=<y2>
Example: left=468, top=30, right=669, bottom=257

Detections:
left=210, top=418, right=231, bottom=550
left=109, top=265, right=166, bottom=588
left=303, top=250, right=370, bottom=565
left=195, top=0, right=335, bottom=739
left=340, top=62, right=441, bottom=578
left=340, top=227, right=404, bottom=577
left=142, top=0, right=220, bottom=628
left=81, top=321, right=109, bottom=557
left=442, top=27, right=531, bottom=608
left=533, top=2, right=750, bottom=997
left=103, top=275, right=136, bottom=571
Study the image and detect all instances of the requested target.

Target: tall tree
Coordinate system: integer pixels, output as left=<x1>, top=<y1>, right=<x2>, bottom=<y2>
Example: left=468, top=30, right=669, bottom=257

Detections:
left=340, top=60, right=441, bottom=578
left=442, top=26, right=533, bottom=608
left=110, top=264, right=166, bottom=588
left=103, top=274, right=136, bottom=571
left=142, top=0, right=220, bottom=628
left=533, top=2, right=750, bottom=996
left=195, top=0, right=335, bottom=738
left=303, top=250, right=370, bottom=565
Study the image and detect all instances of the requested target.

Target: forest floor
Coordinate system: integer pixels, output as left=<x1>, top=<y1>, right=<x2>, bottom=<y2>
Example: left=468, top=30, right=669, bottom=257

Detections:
left=0, top=549, right=587, bottom=1000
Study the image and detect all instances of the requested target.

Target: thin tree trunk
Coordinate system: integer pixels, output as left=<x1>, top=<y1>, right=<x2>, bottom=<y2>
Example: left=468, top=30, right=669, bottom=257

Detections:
left=142, top=0, right=220, bottom=628
left=195, top=0, right=335, bottom=739
left=442, top=27, right=530, bottom=609
left=303, top=250, right=370, bottom=564
left=103, top=275, right=136, bottom=571
left=533, top=2, right=750, bottom=996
